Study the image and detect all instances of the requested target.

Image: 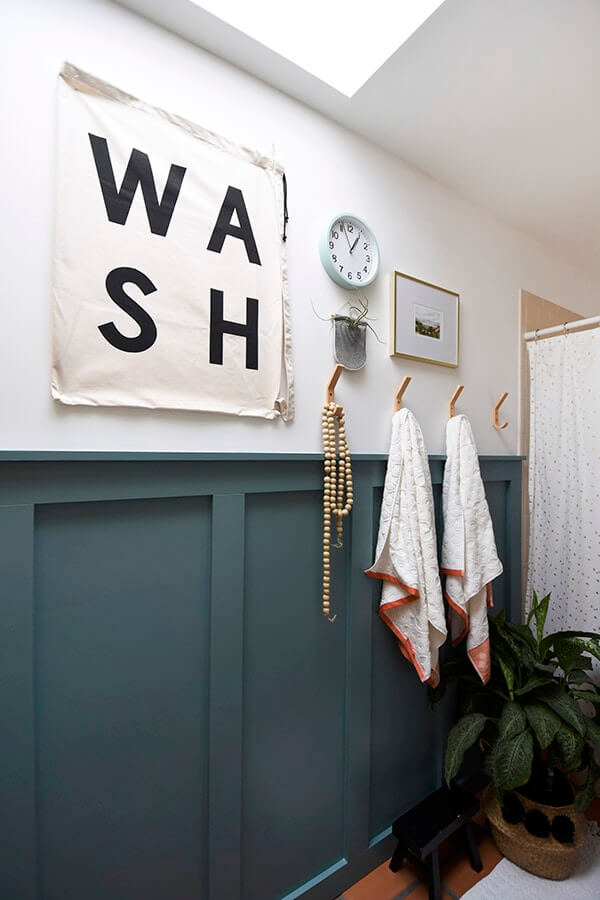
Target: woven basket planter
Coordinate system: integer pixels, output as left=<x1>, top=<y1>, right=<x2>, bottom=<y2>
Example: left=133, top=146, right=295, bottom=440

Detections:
left=483, top=785, right=588, bottom=880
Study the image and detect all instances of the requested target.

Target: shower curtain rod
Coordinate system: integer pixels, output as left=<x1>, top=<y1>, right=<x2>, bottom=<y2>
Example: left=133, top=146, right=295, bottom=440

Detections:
left=523, top=315, right=600, bottom=341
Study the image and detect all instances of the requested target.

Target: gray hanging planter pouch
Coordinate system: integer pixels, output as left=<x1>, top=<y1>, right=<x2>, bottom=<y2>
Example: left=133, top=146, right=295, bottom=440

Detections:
left=332, top=317, right=367, bottom=370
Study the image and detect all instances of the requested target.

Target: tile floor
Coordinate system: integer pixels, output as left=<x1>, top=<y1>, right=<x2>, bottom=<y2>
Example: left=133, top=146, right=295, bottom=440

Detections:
left=339, top=796, right=600, bottom=900
left=340, top=827, right=501, bottom=900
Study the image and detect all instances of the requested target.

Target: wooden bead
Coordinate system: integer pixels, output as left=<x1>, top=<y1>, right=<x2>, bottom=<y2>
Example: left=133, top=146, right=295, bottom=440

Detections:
left=321, top=400, right=352, bottom=615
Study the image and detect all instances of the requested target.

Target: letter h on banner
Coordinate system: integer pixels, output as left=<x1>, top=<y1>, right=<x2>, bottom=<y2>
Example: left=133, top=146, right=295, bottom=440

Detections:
left=209, top=290, right=259, bottom=371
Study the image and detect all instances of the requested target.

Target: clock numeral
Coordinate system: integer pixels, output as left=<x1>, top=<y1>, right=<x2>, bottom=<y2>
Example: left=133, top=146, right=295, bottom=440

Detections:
left=329, top=241, right=334, bottom=249
left=339, top=265, right=344, bottom=272
left=332, top=230, right=339, bottom=240
left=347, top=224, right=354, bottom=233
left=366, top=255, right=371, bottom=263
left=331, top=254, right=337, bottom=262
left=357, top=272, right=362, bottom=280
left=363, top=242, right=369, bottom=250
left=363, top=266, right=368, bottom=273
left=348, top=272, right=352, bottom=280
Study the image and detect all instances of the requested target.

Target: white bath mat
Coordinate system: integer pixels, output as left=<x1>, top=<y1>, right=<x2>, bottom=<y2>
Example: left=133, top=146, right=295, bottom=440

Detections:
left=462, top=823, right=600, bottom=898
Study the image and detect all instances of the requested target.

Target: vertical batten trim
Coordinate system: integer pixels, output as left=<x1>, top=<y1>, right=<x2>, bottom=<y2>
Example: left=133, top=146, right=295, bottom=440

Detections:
left=0, top=505, right=36, bottom=900
left=208, top=494, right=245, bottom=900
left=508, top=468, right=522, bottom=621
left=345, top=463, right=380, bottom=857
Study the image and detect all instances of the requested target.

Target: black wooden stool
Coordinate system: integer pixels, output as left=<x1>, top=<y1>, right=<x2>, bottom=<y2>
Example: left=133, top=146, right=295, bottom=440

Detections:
left=390, top=784, right=482, bottom=900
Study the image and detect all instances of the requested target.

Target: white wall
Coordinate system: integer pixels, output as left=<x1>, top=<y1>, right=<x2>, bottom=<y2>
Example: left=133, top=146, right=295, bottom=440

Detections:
left=1, top=0, right=598, bottom=454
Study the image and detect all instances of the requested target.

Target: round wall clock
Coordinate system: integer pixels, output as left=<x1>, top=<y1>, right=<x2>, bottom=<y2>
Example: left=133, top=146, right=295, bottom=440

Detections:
left=319, top=213, right=380, bottom=289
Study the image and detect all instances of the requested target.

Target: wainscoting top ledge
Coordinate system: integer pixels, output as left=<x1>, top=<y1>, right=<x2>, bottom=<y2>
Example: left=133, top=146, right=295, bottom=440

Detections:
left=0, top=451, right=526, bottom=462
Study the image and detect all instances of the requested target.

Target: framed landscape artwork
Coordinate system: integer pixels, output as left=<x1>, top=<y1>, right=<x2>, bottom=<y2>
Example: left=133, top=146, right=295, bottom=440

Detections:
left=390, top=271, right=459, bottom=367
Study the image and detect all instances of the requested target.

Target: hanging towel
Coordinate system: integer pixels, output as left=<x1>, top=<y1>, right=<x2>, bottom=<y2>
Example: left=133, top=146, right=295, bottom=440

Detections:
left=365, top=408, right=447, bottom=686
left=441, top=414, right=503, bottom=684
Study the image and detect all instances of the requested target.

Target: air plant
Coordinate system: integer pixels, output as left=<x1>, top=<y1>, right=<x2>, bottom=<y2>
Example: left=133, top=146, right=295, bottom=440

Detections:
left=331, top=296, right=384, bottom=342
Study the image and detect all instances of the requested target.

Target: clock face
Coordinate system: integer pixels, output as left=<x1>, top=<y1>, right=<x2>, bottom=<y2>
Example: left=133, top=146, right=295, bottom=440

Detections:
left=320, top=214, right=379, bottom=289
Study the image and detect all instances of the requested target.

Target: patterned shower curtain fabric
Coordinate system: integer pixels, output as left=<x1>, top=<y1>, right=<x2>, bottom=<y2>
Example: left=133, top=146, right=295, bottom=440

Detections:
left=526, top=329, right=600, bottom=638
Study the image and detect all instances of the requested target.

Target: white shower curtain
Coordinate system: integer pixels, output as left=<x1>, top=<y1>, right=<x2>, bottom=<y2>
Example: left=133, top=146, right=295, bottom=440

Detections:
left=526, top=328, right=600, bottom=635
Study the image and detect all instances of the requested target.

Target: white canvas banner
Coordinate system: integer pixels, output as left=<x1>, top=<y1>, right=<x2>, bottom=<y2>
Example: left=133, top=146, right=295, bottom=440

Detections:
left=53, top=63, right=293, bottom=420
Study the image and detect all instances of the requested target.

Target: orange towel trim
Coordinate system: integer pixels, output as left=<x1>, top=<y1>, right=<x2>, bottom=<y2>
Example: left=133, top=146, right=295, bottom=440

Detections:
left=445, top=591, right=469, bottom=645
left=468, top=637, right=491, bottom=684
left=379, top=608, right=438, bottom=685
left=381, top=595, right=417, bottom=610
left=365, top=569, right=420, bottom=598
left=440, top=567, right=465, bottom=576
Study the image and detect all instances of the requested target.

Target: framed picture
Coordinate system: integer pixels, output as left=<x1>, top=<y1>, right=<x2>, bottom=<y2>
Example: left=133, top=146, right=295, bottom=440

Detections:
left=390, top=271, right=459, bottom=367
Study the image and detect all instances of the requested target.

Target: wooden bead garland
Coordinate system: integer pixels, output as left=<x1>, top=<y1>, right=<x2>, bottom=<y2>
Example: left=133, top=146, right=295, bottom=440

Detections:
left=321, top=400, right=354, bottom=618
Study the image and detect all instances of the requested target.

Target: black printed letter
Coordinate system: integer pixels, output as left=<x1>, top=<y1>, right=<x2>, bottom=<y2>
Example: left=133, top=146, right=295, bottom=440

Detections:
left=207, top=186, right=261, bottom=265
left=209, top=289, right=258, bottom=370
left=88, top=134, right=186, bottom=237
left=99, top=267, right=158, bottom=353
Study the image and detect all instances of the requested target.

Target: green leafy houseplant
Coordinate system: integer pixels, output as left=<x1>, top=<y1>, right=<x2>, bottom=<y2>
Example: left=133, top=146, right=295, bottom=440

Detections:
left=439, top=591, right=600, bottom=812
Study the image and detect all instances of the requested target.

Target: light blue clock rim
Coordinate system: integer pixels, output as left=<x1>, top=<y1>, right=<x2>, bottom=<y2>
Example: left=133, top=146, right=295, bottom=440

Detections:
left=318, top=212, right=380, bottom=290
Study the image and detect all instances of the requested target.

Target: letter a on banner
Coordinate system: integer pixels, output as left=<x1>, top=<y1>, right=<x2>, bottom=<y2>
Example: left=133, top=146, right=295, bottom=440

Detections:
left=52, top=63, right=293, bottom=420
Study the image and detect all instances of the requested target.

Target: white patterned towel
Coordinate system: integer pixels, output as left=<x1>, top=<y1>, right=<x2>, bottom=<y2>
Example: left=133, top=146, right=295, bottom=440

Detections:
left=441, top=414, right=503, bottom=683
left=365, top=408, right=446, bottom=686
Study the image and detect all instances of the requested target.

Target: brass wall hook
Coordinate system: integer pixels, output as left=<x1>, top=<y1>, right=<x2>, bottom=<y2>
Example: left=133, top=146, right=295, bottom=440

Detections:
left=493, top=391, right=509, bottom=429
left=394, top=376, right=412, bottom=411
left=326, top=364, right=344, bottom=415
left=448, top=384, right=464, bottom=418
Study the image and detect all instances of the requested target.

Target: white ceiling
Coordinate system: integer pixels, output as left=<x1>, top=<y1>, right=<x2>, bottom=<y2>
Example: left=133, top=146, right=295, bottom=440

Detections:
left=117, top=0, right=600, bottom=277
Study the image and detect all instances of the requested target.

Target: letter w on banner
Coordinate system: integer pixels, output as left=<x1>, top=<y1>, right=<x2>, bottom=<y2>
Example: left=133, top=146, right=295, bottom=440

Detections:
left=53, top=63, right=293, bottom=420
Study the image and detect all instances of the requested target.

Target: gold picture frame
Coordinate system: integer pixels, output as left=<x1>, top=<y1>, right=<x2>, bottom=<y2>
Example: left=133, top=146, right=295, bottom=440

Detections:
left=390, top=271, right=459, bottom=368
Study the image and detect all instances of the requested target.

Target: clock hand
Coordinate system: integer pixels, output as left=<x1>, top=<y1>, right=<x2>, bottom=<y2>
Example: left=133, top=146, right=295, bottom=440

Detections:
left=349, top=234, right=360, bottom=254
left=343, top=221, right=352, bottom=250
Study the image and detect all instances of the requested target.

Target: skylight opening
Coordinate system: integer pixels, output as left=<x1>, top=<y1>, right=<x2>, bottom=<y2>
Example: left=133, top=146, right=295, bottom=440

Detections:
left=190, top=0, right=446, bottom=97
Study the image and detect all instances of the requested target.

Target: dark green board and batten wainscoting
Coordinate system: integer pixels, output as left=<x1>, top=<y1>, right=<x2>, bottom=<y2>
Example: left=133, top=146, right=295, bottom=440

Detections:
left=0, top=452, right=522, bottom=900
